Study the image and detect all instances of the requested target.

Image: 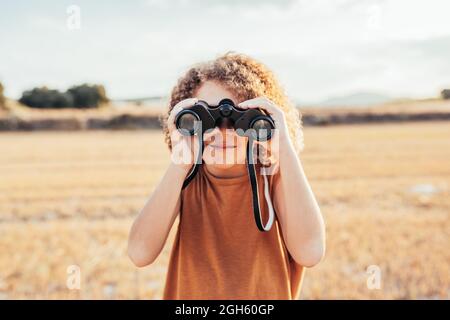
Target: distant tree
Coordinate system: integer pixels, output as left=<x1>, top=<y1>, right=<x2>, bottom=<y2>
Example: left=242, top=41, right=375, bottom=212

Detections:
left=68, top=84, right=109, bottom=108
left=19, top=87, right=73, bottom=109
left=53, top=92, right=75, bottom=108
left=0, top=82, right=5, bottom=108
left=95, top=84, right=109, bottom=105
left=19, top=84, right=109, bottom=109
left=441, top=89, right=450, bottom=100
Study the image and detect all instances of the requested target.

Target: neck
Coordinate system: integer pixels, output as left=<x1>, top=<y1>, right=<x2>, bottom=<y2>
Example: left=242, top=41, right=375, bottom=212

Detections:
left=204, top=163, right=248, bottom=179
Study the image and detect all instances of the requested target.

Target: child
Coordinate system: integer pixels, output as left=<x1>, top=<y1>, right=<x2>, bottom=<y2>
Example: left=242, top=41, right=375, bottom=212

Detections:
left=128, top=52, right=325, bottom=299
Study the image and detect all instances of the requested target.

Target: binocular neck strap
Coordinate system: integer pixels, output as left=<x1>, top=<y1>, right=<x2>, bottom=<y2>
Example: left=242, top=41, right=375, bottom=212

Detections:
left=246, top=140, right=275, bottom=232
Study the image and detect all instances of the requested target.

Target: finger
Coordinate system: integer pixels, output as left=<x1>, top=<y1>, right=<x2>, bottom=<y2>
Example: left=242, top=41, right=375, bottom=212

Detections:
left=257, top=147, right=273, bottom=167
left=167, top=98, right=199, bottom=130
left=169, top=98, right=198, bottom=121
left=238, top=98, right=278, bottom=115
left=173, top=97, right=198, bottom=112
left=255, top=139, right=273, bottom=155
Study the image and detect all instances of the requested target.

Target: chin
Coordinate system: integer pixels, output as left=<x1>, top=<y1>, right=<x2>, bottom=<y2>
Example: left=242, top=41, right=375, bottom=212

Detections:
left=208, top=162, right=238, bottom=170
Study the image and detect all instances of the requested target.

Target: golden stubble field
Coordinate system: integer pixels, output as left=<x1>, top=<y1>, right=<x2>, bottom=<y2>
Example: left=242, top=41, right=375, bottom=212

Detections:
left=0, top=121, right=449, bottom=299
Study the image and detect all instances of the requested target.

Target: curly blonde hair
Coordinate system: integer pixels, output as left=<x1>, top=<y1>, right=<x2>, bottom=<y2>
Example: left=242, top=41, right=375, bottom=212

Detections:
left=162, top=52, right=304, bottom=154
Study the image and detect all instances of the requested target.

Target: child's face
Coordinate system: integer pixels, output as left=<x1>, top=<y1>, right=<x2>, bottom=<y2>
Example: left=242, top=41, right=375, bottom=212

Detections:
left=194, top=81, right=248, bottom=170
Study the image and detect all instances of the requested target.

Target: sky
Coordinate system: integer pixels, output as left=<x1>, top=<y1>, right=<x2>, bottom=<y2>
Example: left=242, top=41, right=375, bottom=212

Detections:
left=0, top=0, right=449, bottom=103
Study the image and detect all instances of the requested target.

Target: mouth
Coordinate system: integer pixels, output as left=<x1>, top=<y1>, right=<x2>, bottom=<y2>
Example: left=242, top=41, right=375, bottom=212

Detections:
left=209, top=144, right=237, bottom=149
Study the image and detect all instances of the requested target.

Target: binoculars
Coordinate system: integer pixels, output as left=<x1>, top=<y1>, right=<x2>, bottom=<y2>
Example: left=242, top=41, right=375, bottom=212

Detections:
left=174, top=98, right=276, bottom=232
left=175, top=98, right=275, bottom=141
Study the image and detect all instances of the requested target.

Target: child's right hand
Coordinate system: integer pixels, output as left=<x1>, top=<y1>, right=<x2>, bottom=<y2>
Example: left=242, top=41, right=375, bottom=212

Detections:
left=167, top=98, right=201, bottom=173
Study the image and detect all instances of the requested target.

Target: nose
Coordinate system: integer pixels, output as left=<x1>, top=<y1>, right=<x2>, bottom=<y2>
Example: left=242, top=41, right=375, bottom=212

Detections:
left=219, top=118, right=233, bottom=130
left=203, top=122, right=236, bottom=144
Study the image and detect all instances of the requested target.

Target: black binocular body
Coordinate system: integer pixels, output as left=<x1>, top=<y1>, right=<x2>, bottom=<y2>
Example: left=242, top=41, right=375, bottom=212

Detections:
left=175, top=98, right=275, bottom=141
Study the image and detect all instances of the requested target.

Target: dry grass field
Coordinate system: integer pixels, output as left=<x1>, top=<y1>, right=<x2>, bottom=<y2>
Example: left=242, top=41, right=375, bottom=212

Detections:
left=0, top=121, right=449, bottom=299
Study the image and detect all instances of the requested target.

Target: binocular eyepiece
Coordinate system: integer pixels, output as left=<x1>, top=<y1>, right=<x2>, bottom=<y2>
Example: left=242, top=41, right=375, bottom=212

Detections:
left=175, top=99, right=275, bottom=141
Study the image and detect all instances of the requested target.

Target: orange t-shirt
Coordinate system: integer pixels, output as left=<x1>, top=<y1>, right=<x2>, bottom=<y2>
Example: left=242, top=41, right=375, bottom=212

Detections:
left=163, top=164, right=305, bottom=299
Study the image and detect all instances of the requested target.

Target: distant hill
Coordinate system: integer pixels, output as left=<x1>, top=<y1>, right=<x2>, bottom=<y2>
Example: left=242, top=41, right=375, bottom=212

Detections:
left=314, top=92, right=393, bottom=107
left=113, top=96, right=168, bottom=107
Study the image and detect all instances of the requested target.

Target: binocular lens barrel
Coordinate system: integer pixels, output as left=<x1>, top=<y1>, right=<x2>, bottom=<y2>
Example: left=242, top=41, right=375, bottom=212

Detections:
left=176, top=111, right=199, bottom=135
left=251, top=118, right=273, bottom=140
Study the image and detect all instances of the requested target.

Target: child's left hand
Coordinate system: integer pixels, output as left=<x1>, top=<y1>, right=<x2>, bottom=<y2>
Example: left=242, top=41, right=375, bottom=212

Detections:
left=238, top=97, right=293, bottom=171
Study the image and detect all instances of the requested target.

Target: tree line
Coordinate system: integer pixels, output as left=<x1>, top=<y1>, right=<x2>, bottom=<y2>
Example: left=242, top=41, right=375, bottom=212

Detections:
left=0, top=82, right=109, bottom=109
left=18, top=84, right=109, bottom=108
left=1, top=82, right=450, bottom=110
